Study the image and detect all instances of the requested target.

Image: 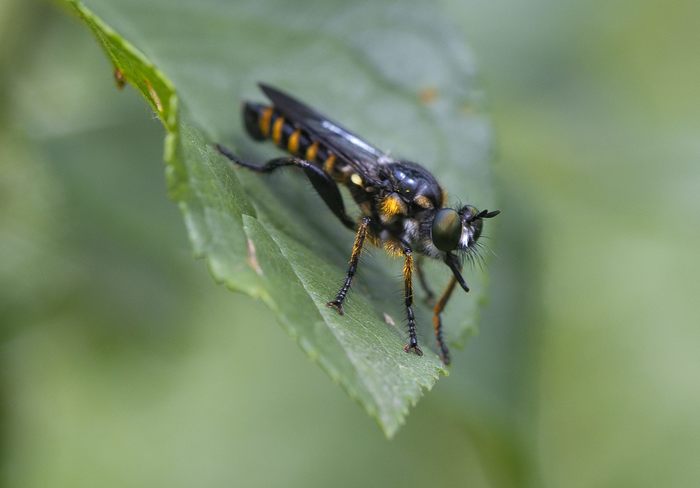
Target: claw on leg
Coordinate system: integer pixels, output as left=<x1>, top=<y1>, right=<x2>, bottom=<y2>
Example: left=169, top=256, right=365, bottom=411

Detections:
left=403, top=343, right=424, bottom=356
left=326, top=300, right=344, bottom=315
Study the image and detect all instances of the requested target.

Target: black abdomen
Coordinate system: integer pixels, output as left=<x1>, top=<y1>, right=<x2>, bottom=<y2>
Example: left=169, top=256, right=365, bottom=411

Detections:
left=243, top=102, right=330, bottom=165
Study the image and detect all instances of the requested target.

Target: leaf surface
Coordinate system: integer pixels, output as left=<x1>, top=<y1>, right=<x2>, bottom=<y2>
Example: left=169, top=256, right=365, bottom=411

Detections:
left=63, top=0, right=495, bottom=436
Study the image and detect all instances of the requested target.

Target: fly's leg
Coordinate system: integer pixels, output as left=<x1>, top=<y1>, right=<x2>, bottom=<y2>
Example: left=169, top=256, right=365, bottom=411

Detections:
left=445, top=252, right=470, bottom=293
left=433, top=276, right=457, bottom=365
left=215, top=144, right=355, bottom=230
left=327, top=217, right=371, bottom=315
left=415, top=256, right=436, bottom=306
left=402, top=248, right=423, bottom=356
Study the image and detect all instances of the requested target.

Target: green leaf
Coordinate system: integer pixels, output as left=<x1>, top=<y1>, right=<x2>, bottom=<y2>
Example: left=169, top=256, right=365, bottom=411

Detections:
left=61, top=0, right=496, bottom=436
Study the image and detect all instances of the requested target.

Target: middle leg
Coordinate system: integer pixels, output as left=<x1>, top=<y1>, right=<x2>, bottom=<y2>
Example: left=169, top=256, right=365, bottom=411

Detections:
left=402, top=248, right=423, bottom=356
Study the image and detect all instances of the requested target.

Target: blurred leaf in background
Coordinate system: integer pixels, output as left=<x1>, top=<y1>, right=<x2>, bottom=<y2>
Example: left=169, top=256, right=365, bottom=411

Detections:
left=441, top=0, right=700, bottom=486
left=1, top=0, right=699, bottom=487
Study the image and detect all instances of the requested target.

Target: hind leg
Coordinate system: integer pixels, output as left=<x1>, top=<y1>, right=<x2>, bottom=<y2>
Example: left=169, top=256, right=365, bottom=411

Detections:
left=216, top=144, right=355, bottom=230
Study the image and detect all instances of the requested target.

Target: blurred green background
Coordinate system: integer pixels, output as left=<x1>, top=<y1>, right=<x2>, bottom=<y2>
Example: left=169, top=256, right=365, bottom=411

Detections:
left=1, top=0, right=699, bottom=487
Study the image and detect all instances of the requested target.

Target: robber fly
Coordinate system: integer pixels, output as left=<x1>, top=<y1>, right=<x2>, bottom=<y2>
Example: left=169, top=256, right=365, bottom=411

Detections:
left=215, top=84, right=499, bottom=365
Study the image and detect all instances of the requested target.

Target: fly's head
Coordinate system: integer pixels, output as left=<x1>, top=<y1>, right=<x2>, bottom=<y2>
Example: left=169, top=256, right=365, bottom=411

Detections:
left=430, top=205, right=500, bottom=254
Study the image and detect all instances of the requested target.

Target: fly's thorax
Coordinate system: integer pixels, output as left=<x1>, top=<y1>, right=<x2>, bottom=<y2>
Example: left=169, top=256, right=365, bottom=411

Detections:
left=373, top=207, right=444, bottom=259
left=371, top=217, right=428, bottom=258
left=378, top=192, right=407, bottom=224
left=409, top=211, right=445, bottom=259
left=383, top=161, right=445, bottom=211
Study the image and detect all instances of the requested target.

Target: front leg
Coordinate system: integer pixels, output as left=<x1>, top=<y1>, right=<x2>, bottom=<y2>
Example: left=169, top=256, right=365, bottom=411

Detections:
left=327, top=217, right=371, bottom=314
left=402, top=247, right=424, bottom=357
left=432, top=276, right=457, bottom=365
left=445, top=252, right=470, bottom=293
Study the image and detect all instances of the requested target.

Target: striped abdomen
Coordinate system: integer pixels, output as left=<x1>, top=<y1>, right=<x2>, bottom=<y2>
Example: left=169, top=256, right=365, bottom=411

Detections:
left=243, top=102, right=340, bottom=175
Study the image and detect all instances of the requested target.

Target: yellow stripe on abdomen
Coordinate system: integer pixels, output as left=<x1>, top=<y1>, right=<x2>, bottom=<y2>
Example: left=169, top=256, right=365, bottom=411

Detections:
left=271, top=116, right=285, bottom=145
left=305, top=141, right=319, bottom=162
left=259, top=107, right=273, bottom=138
left=323, top=154, right=336, bottom=174
left=288, top=129, right=301, bottom=154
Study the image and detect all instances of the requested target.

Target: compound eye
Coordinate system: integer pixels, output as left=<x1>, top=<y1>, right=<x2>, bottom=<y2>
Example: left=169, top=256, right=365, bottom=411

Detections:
left=432, top=208, right=462, bottom=252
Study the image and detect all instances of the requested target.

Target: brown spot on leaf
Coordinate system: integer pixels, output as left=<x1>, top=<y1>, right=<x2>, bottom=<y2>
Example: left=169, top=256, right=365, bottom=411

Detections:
left=113, top=67, right=126, bottom=89
left=145, top=79, right=163, bottom=113
left=247, top=238, right=263, bottom=276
